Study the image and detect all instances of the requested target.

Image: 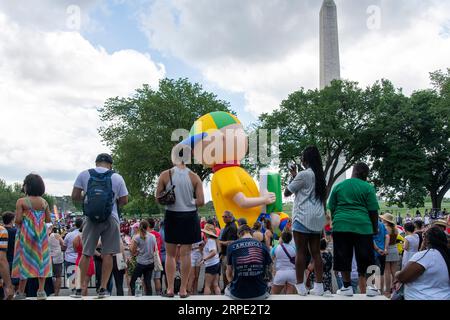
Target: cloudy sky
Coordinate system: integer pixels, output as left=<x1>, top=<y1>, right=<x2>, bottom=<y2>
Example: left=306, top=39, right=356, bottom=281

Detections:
left=0, top=0, right=449, bottom=198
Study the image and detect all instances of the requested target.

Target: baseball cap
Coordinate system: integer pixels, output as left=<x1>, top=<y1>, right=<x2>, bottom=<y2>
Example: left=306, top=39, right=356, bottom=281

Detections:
left=237, top=217, right=247, bottom=226
left=238, top=224, right=252, bottom=235
left=95, top=153, right=113, bottom=164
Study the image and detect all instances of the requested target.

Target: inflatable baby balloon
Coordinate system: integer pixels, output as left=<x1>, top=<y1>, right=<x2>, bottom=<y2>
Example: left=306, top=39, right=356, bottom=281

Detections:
left=180, top=111, right=275, bottom=228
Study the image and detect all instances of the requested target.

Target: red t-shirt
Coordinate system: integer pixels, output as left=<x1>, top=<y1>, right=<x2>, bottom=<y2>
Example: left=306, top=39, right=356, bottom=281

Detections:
left=150, top=230, right=162, bottom=258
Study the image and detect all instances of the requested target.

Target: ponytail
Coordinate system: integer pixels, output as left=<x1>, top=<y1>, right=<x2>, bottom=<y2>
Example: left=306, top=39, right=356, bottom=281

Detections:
left=139, top=220, right=149, bottom=240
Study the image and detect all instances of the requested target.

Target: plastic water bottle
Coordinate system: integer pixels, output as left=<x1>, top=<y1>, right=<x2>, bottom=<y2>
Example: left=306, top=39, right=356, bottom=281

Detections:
left=135, top=277, right=143, bottom=298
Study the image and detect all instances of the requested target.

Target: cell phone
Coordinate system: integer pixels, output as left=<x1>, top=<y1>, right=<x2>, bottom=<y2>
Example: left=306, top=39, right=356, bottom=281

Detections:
left=288, top=162, right=297, bottom=171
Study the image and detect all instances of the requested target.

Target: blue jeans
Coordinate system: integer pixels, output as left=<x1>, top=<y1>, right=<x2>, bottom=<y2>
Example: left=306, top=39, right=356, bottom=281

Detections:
left=292, top=220, right=321, bottom=234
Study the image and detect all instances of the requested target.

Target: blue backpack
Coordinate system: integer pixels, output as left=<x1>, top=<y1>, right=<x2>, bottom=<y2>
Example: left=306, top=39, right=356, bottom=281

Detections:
left=83, top=169, right=114, bottom=223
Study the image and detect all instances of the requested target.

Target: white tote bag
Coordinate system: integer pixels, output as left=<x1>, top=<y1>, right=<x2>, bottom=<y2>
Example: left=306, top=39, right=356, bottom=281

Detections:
left=116, top=253, right=127, bottom=271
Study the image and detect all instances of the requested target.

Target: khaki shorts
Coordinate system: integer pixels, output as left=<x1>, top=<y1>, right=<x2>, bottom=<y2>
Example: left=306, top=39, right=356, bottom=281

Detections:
left=82, top=216, right=121, bottom=257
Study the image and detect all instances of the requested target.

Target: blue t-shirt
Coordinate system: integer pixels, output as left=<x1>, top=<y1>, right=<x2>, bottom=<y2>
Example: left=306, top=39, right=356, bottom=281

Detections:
left=226, top=238, right=272, bottom=299
left=373, top=220, right=387, bottom=256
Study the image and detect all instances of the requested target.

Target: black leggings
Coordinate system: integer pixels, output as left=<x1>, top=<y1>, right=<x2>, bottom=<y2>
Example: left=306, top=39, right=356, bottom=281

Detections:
left=130, top=263, right=154, bottom=295
left=112, top=257, right=125, bottom=296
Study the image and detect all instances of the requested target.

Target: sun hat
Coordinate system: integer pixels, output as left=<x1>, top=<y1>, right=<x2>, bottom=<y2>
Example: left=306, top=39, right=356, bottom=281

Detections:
left=380, top=213, right=396, bottom=225
left=432, top=219, right=448, bottom=228
left=202, top=223, right=218, bottom=238
left=132, top=222, right=140, bottom=229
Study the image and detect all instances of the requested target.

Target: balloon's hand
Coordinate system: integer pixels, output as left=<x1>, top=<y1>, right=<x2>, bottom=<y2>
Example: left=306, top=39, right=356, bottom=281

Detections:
left=263, top=192, right=276, bottom=205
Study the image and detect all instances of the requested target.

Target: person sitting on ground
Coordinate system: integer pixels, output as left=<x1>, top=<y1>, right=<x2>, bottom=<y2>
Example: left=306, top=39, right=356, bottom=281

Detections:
left=225, top=225, right=272, bottom=300
left=395, top=226, right=450, bottom=300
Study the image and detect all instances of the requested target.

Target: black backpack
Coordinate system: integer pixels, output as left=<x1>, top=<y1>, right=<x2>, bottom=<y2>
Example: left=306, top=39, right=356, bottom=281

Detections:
left=83, top=169, right=114, bottom=223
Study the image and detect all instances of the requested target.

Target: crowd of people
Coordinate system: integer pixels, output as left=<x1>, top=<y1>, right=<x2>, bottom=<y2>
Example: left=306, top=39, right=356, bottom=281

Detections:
left=0, top=150, right=449, bottom=300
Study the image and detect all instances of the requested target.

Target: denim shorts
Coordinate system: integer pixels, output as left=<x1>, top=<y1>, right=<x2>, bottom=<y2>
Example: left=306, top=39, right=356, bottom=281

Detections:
left=292, top=220, right=321, bottom=235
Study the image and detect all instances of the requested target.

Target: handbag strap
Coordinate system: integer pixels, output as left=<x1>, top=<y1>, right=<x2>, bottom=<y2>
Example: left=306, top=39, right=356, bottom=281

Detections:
left=280, top=243, right=295, bottom=264
left=169, top=169, right=173, bottom=186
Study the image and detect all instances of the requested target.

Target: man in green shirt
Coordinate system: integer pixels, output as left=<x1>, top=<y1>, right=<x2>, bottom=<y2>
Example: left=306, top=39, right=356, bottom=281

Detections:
left=328, top=163, right=379, bottom=297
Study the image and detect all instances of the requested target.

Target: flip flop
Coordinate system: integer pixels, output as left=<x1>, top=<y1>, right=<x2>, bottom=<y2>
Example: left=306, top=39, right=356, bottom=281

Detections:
left=179, top=293, right=190, bottom=298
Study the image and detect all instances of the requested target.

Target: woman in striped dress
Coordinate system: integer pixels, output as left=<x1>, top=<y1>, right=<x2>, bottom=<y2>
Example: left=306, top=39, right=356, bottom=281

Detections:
left=12, top=174, right=52, bottom=300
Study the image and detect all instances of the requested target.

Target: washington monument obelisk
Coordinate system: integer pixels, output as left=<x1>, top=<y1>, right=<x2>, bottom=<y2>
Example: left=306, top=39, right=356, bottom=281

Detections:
left=320, top=0, right=346, bottom=185
left=320, top=0, right=340, bottom=89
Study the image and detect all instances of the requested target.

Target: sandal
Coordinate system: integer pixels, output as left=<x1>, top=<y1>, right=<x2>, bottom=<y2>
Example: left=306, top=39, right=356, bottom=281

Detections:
left=161, top=291, right=175, bottom=298
left=179, top=293, right=190, bottom=299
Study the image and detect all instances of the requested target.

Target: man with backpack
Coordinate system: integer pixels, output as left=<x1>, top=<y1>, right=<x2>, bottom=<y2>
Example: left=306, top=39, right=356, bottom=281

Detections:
left=71, top=153, right=128, bottom=298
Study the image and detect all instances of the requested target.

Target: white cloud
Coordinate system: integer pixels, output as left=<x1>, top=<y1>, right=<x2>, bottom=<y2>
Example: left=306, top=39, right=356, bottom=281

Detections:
left=139, top=0, right=450, bottom=115
left=0, top=12, right=165, bottom=195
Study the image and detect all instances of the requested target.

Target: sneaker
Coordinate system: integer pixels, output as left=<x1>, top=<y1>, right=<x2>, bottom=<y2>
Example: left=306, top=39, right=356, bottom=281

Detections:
left=295, top=283, right=308, bottom=296
left=97, top=288, right=110, bottom=299
left=70, top=289, right=82, bottom=298
left=336, top=286, right=354, bottom=297
left=309, top=282, right=324, bottom=296
left=366, top=286, right=381, bottom=297
left=36, top=291, right=47, bottom=300
left=14, top=293, right=27, bottom=300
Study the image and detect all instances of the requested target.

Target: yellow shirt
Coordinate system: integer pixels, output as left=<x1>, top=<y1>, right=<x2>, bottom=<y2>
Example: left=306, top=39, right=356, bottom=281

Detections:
left=211, top=166, right=261, bottom=228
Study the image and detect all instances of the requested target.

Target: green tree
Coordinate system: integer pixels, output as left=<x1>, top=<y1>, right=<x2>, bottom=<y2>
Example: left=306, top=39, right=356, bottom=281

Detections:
left=98, top=78, right=235, bottom=203
left=258, top=80, right=383, bottom=193
left=0, top=179, right=54, bottom=212
left=370, top=70, right=450, bottom=209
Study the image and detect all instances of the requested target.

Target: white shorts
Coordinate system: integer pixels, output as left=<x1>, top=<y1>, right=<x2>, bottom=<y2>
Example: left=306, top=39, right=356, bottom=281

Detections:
left=191, top=251, right=202, bottom=267
left=273, top=269, right=296, bottom=286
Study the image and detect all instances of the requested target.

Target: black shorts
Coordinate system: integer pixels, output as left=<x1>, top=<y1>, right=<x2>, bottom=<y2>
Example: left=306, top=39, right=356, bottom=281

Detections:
left=52, top=263, right=63, bottom=278
left=164, top=210, right=201, bottom=245
left=332, top=232, right=375, bottom=275
left=374, top=255, right=386, bottom=276
left=205, top=263, right=221, bottom=275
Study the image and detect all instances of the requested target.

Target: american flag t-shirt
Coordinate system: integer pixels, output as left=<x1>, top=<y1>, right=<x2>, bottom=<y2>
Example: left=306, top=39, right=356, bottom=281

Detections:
left=236, top=247, right=264, bottom=265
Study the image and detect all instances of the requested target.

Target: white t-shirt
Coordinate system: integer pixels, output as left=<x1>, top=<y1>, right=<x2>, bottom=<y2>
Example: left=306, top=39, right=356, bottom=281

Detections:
left=402, top=234, right=420, bottom=268
left=49, top=233, right=64, bottom=264
left=203, top=238, right=220, bottom=267
left=274, top=243, right=296, bottom=271
left=63, top=229, right=80, bottom=264
left=404, top=249, right=450, bottom=300
left=74, top=167, right=128, bottom=223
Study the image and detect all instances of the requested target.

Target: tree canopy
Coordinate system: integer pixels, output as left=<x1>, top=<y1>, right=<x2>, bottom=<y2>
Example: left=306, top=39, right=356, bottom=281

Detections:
left=98, top=78, right=234, bottom=214
left=369, top=69, right=450, bottom=209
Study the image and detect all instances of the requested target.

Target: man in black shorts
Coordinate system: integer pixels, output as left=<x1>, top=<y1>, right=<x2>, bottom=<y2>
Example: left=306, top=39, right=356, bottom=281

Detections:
left=328, top=163, right=380, bottom=297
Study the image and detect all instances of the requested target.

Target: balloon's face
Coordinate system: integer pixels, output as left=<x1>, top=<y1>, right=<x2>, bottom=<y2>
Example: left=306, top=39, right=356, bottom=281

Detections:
left=192, top=123, right=248, bottom=167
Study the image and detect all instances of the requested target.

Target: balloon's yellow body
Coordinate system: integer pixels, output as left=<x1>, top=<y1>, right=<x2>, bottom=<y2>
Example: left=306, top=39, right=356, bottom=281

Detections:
left=181, top=111, right=265, bottom=228
left=211, top=166, right=261, bottom=228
